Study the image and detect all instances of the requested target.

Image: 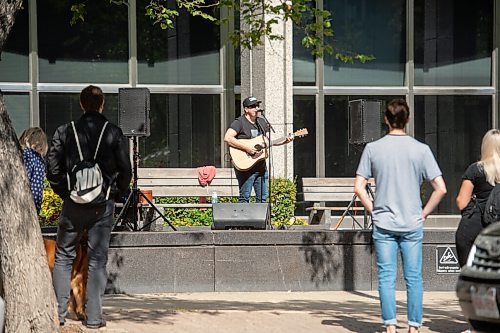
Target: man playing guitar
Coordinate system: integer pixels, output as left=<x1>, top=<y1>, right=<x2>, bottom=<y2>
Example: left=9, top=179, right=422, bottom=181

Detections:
left=224, top=96, right=291, bottom=203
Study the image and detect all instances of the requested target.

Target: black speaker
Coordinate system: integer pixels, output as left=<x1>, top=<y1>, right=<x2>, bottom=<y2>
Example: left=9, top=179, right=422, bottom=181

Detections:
left=349, top=99, right=383, bottom=144
left=118, top=88, right=150, bottom=137
left=212, top=203, right=269, bottom=230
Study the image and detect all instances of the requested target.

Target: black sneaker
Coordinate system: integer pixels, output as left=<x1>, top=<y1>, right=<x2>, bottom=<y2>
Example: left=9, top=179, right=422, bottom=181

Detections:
left=84, top=320, right=106, bottom=329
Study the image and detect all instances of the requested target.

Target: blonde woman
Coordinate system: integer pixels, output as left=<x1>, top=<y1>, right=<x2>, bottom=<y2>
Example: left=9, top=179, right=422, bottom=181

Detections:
left=19, top=127, right=48, bottom=214
left=456, top=129, right=500, bottom=267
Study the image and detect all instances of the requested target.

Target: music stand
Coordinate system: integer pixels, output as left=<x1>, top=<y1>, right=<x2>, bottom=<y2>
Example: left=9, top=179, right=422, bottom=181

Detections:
left=113, top=136, right=177, bottom=232
left=334, top=183, right=374, bottom=230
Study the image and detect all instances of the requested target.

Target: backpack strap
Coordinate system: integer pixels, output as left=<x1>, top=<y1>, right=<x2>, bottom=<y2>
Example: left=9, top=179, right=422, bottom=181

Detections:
left=71, top=121, right=84, bottom=162
left=71, top=121, right=109, bottom=161
left=94, top=122, right=109, bottom=160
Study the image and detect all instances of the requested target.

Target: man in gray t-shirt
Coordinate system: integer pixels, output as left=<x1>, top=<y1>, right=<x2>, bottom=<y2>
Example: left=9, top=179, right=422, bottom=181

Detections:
left=354, top=99, right=447, bottom=333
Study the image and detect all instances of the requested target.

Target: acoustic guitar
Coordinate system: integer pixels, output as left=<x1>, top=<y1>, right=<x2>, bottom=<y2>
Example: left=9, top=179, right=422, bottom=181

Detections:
left=229, top=128, right=308, bottom=171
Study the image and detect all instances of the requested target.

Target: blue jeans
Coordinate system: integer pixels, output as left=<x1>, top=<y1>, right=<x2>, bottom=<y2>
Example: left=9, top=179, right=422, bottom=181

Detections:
left=372, top=225, right=423, bottom=328
left=53, top=199, right=114, bottom=325
left=234, top=168, right=268, bottom=203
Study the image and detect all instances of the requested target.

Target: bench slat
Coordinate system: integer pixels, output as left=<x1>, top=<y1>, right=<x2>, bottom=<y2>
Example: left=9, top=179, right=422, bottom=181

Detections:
left=303, top=193, right=359, bottom=202
left=138, top=168, right=235, bottom=179
left=302, top=177, right=375, bottom=187
left=138, top=179, right=240, bottom=186
left=142, top=187, right=241, bottom=197
left=303, top=186, right=359, bottom=193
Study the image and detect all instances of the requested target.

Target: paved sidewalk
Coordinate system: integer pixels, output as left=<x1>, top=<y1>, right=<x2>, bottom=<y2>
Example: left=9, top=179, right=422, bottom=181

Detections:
left=62, top=291, right=468, bottom=333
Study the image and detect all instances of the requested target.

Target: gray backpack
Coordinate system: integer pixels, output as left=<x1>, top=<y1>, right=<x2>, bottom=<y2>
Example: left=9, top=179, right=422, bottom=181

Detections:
left=67, top=121, right=110, bottom=205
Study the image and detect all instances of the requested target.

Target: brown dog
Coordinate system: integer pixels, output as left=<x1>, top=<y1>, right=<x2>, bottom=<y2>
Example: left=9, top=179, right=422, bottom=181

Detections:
left=44, top=233, right=89, bottom=320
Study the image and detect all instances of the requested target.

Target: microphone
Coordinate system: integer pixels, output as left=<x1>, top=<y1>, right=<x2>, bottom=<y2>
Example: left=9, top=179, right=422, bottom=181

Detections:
left=256, top=108, right=275, bottom=133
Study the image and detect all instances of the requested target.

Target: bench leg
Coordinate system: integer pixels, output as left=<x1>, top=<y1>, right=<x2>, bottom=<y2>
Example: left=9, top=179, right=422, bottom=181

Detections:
left=308, top=209, right=330, bottom=225
left=308, top=210, right=320, bottom=225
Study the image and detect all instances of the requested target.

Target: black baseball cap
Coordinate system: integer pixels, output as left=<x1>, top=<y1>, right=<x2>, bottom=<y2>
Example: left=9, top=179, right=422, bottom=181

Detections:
left=242, top=96, right=261, bottom=107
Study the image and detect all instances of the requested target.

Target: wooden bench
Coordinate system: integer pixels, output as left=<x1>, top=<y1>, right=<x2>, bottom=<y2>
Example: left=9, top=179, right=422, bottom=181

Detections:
left=136, top=167, right=242, bottom=208
left=302, top=177, right=375, bottom=229
left=114, top=168, right=243, bottom=230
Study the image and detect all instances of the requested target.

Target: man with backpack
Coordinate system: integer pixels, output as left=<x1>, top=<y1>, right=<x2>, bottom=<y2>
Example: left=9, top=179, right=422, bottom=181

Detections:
left=47, top=85, right=132, bottom=328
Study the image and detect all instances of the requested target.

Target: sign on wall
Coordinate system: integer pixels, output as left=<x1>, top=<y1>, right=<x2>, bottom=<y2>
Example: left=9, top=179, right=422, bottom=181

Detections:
left=436, top=246, right=460, bottom=274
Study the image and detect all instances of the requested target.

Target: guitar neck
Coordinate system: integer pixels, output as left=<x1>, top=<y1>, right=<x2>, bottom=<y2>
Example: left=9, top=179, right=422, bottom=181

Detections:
left=269, top=135, right=288, bottom=147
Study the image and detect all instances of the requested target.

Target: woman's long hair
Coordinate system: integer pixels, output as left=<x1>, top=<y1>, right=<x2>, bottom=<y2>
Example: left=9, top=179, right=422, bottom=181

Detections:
left=479, top=129, right=500, bottom=185
left=19, top=127, right=48, bottom=157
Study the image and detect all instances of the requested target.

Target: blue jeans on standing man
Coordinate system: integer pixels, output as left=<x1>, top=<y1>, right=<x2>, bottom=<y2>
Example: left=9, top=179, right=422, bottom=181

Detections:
left=53, top=199, right=114, bottom=326
left=372, top=225, right=423, bottom=329
left=235, top=168, right=269, bottom=203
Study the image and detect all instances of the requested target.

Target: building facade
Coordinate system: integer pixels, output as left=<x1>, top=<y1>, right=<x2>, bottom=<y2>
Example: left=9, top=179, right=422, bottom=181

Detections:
left=1, top=0, right=498, bottom=215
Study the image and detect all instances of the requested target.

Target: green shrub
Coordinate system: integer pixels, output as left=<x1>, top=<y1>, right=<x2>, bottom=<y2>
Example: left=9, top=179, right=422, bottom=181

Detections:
left=270, top=177, right=297, bottom=227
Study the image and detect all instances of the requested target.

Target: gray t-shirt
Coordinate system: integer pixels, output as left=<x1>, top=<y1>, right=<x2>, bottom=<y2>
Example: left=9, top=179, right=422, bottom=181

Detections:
left=356, top=134, right=442, bottom=232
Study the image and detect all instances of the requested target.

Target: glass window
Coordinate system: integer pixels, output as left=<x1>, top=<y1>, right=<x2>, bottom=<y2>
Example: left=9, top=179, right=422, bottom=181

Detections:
left=37, top=1, right=128, bottom=83
left=414, top=96, right=491, bottom=214
left=139, top=94, right=221, bottom=168
left=293, top=95, right=316, bottom=215
left=39, top=93, right=119, bottom=141
left=4, top=93, right=30, bottom=135
left=323, top=0, right=406, bottom=86
left=0, top=0, right=28, bottom=82
left=324, top=95, right=402, bottom=177
left=293, top=96, right=316, bottom=178
left=414, top=0, right=493, bottom=86
left=293, top=16, right=315, bottom=85
left=137, top=0, right=220, bottom=85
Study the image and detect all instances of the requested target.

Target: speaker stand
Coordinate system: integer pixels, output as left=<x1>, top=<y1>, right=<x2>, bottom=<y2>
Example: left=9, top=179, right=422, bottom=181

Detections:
left=334, top=183, right=374, bottom=230
left=113, top=136, right=177, bottom=232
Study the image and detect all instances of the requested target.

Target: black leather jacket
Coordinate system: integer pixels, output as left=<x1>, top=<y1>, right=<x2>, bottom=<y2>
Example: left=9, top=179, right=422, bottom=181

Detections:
left=47, top=111, right=132, bottom=201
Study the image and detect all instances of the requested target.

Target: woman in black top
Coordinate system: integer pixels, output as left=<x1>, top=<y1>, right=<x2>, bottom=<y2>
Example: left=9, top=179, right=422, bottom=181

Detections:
left=455, top=129, right=500, bottom=267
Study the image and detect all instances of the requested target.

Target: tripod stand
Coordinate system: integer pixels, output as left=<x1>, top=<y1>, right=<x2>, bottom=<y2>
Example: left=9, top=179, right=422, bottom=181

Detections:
left=114, top=136, right=177, bottom=231
left=334, top=183, right=374, bottom=230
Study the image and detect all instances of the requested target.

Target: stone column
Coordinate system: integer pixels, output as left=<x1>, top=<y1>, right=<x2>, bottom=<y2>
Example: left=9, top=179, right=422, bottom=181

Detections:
left=240, top=2, right=293, bottom=179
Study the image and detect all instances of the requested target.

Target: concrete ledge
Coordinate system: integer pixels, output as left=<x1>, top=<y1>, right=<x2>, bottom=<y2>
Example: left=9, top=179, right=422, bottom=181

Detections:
left=78, top=229, right=460, bottom=293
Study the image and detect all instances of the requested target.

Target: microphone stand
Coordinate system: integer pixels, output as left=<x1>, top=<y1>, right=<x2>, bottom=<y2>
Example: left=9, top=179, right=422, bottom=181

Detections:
left=256, top=111, right=274, bottom=230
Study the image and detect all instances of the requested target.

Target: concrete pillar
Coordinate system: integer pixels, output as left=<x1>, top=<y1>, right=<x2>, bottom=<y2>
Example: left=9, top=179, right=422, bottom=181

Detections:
left=240, top=2, right=293, bottom=179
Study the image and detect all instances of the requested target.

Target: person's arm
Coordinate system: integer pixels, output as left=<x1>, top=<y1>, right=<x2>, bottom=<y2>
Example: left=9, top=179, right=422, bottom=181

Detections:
left=354, top=175, right=373, bottom=214
left=422, top=175, right=447, bottom=219
left=456, top=179, right=474, bottom=211
left=224, top=128, right=258, bottom=156
left=46, top=125, right=69, bottom=199
left=272, top=133, right=293, bottom=146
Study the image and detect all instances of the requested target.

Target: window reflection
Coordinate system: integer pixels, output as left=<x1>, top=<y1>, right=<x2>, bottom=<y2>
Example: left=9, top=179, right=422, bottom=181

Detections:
left=37, top=1, right=128, bottom=83
left=4, top=94, right=30, bottom=135
left=293, top=12, right=315, bottom=85
left=293, top=95, right=316, bottom=215
left=414, top=0, right=493, bottom=86
left=137, top=0, right=220, bottom=84
left=39, top=93, right=119, bottom=141
left=139, top=94, right=221, bottom=168
left=293, top=96, right=316, bottom=178
left=0, top=0, right=28, bottom=82
left=324, top=0, right=406, bottom=86
left=324, top=95, right=401, bottom=177
left=414, top=96, right=491, bottom=214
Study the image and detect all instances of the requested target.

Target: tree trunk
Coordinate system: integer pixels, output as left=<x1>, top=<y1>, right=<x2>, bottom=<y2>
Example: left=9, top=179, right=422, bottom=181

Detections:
left=0, top=1, right=59, bottom=331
